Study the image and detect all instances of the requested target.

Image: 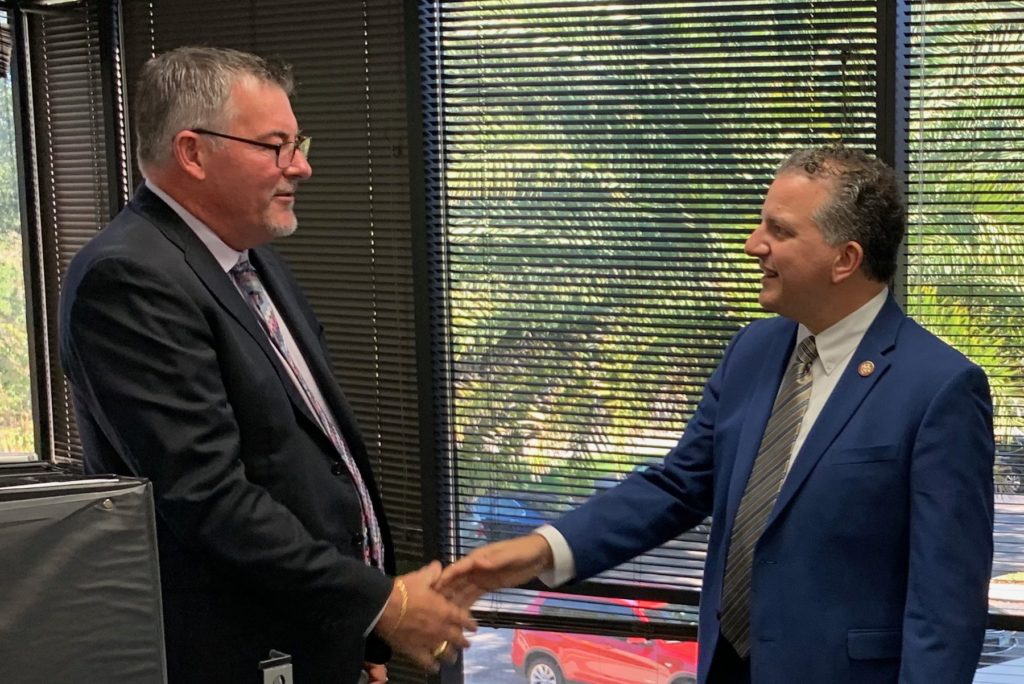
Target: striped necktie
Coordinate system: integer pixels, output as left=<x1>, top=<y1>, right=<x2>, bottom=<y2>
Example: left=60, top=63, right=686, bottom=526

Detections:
left=231, top=257, right=384, bottom=569
left=719, top=335, right=818, bottom=656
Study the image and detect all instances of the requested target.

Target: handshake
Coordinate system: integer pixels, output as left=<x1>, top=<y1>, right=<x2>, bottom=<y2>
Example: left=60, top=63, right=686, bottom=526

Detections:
left=373, top=534, right=555, bottom=672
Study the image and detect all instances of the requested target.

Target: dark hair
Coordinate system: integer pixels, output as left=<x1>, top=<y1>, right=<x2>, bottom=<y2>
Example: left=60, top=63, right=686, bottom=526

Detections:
left=135, top=46, right=293, bottom=171
left=778, top=144, right=906, bottom=282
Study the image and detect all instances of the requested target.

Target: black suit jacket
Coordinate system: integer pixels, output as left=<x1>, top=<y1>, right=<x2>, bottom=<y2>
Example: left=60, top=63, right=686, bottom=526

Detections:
left=59, top=185, right=395, bottom=683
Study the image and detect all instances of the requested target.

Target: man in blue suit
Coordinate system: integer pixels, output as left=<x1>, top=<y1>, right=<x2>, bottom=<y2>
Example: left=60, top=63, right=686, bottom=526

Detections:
left=440, top=145, right=994, bottom=683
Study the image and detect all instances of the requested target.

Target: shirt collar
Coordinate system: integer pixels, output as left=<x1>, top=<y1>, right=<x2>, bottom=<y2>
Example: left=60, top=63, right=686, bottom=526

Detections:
left=145, top=179, right=247, bottom=272
left=795, top=286, right=888, bottom=376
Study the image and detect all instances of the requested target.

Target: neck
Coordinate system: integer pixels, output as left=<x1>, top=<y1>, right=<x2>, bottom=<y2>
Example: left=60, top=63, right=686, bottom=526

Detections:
left=805, top=281, right=887, bottom=334
left=145, top=170, right=254, bottom=251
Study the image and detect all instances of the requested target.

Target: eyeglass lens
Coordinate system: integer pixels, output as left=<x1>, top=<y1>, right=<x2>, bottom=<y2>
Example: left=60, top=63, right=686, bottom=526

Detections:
left=278, top=138, right=311, bottom=168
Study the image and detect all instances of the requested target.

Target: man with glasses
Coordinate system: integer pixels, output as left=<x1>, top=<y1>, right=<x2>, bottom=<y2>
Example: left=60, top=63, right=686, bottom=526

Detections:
left=59, top=46, right=474, bottom=683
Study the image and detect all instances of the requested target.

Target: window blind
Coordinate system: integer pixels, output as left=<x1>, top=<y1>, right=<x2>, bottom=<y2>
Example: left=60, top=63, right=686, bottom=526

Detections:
left=21, top=0, right=113, bottom=469
left=422, top=0, right=879, bottom=634
left=905, top=0, right=1024, bottom=495
left=905, top=0, right=1024, bottom=631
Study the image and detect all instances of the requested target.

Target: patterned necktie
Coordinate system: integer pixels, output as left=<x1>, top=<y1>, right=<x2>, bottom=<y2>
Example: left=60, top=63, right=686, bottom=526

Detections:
left=230, top=258, right=384, bottom=569
left=720, top=335, right=818, bottom=656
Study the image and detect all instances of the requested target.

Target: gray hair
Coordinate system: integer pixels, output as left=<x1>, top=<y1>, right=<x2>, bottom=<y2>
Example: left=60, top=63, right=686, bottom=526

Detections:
left=134, top=46, right=293, bottom=171
left=777, top=144, right=906, bottom=283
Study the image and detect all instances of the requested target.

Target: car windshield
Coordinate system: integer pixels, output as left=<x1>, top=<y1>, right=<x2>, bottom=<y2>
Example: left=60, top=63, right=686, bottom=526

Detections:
left=538, top=597, right=635, bottom=621
left=640, top=606, right=681, bottom=623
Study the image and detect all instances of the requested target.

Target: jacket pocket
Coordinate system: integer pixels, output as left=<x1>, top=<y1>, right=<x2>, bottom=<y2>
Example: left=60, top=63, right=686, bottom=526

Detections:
left=829, top=444, right=899, bottom=465
left=847, top=628, right=901, bottom=660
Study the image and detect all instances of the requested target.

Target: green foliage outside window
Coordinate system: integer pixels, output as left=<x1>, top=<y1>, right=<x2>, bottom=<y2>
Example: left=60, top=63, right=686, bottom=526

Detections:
left=905, top=12, right=1024, bottom=447
left=437, top=1, right=1024, bottom=508
left=0, top=76, right=32, bottom=454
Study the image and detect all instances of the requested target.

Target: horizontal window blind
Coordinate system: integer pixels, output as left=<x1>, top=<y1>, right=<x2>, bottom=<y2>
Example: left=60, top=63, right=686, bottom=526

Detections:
left=422, top=0, right=878, bottom=633
left=905, top=0, right=1024, bottom=623
left=905, top=0, right=1024, bottom=480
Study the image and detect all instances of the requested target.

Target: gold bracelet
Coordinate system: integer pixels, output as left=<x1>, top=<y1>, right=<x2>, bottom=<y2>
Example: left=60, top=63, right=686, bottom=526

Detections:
left=384, top=578, right=408, bottom=639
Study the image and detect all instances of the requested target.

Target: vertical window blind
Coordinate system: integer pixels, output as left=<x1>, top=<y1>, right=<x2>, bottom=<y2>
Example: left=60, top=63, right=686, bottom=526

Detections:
left=21, top=0, right=112, bottom=468
left=421, top=0, right=879, bottom=632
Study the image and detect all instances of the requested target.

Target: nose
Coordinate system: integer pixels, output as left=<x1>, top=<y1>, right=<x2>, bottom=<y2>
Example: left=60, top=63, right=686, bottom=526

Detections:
left=745, top=222, right=767, bottom=257
left=285, top=148, right=312, bottom=179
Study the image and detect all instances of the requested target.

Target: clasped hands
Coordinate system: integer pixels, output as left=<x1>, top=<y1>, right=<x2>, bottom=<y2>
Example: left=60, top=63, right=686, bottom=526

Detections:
left=375, top=535, right=554, bottom=672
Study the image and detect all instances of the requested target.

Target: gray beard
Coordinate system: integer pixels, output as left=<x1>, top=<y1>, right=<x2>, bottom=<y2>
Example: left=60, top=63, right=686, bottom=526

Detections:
left=265, top=216, right=297, bottom=239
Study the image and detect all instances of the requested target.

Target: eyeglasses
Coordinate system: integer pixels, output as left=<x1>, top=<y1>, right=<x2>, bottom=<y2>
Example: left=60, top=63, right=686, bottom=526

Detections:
left=189, top=128, right=311, bottom=168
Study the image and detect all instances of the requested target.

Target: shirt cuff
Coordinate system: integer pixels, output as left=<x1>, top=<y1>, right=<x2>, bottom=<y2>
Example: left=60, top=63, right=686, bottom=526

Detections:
left=534, top=524, right=576, bottom=587
left=364, top=592, right=389, bottom=637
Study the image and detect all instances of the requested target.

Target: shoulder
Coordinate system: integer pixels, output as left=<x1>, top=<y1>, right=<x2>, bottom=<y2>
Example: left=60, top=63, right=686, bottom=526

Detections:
left=69, top=205, right=179, bottom=276
left=873, top=315, right=991, bottom=416
left=726, top=315, right=793, bottom=354
left=893, top=315, right=982, bottom=376
left=60, top=207, right=196, bottom=331
left=740, top=314, right=791, bottom=338
left=708, top=315, right=794, bottom=381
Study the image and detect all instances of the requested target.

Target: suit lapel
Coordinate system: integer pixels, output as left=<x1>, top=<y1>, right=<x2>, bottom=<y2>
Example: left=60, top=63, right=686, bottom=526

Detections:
left=249, top=248, right=368, bottom=457
left=250, top=248, right=384, bottom=504
left=767, top=294, right=903, bottom=528
left=131, top=186, right=320, bottom=430
left=722, top=323, right=798, bottom=529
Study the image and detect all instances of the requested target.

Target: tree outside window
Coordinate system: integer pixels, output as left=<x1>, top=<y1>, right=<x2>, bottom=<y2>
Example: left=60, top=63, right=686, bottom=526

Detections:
left=0, top=11, right=32, bottom=456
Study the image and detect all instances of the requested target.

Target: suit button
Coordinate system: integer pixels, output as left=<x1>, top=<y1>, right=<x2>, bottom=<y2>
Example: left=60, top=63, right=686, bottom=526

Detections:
left=352, top=533, right=365, bottom=548
left=332, top=462, right=343, bottom=476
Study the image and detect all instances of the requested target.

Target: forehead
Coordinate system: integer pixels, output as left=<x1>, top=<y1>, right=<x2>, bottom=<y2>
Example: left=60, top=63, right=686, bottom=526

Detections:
left=763, top=171, right=834, bottom=224
left=225, top=78, right=298, bottom=136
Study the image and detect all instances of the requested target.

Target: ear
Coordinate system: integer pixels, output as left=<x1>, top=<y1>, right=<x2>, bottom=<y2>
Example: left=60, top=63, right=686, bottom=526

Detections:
left=832, top=240, right=864, bottom=284
left=171, top=130, right=207, bottom=180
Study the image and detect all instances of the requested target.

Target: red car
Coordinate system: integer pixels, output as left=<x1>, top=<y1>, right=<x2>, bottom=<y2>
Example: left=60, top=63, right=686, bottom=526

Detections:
left=511, top=593, right=698, bottom=684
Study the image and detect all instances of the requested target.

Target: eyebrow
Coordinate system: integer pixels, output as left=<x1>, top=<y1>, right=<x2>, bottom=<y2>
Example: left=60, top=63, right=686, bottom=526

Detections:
left=258, top=129, right=304, bottom=142
left=763, top=214, right=792, bottom=231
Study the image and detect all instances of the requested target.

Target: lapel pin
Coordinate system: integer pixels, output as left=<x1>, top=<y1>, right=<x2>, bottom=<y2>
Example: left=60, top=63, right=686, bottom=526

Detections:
left=857, top=360, right=875, bottom=377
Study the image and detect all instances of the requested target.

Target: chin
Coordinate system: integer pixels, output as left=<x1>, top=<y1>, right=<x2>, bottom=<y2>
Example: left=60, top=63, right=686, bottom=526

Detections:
left=266, top=217, right=298, bottom=239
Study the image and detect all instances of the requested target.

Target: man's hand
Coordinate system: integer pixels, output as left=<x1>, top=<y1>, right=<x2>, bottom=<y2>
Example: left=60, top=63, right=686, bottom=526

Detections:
left=375, top=561, right=477, bottom=671
left=436, top=534, right=555, bottom=607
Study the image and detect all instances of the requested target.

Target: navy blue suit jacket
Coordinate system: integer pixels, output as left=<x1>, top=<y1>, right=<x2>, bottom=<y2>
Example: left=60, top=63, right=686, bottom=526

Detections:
left=554, top=295, right=994, bottom=683
left=59, top=185, right=394, bottom=683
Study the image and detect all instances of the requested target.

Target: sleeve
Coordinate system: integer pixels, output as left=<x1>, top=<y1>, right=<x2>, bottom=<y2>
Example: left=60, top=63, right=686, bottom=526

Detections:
left=62, top=256, right=393, bottom=637
left=550, top=326, right=745, bottom=581
left=899, top=363, right=994, bottom=683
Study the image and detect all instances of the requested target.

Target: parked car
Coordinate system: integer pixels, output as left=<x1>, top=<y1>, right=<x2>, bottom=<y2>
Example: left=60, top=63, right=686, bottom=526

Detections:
left=511, top=593, right=698, bottom=684
left=466, top=494, right=548, bottom=543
